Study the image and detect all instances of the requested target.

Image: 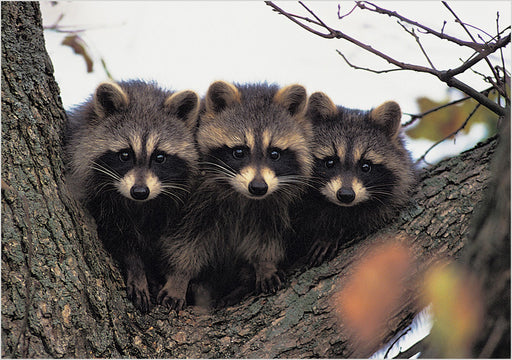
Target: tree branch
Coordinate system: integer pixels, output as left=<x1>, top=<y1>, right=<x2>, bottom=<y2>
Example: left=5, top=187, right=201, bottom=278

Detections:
left=402, top=92, right=482, bottom=128
left=336, top=49, right=405, bottom=74
left=265, top=1, right=510, bottom=117
left=397, top=21, right=436, bottom=70
left=442, top=1, right=501, bottom=85
left=357, top=1, right=491, bottom=51
left=415, top=101, right=483, bottom=165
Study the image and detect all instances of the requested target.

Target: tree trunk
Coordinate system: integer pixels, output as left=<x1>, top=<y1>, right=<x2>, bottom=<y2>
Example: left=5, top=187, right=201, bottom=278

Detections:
left=1, top=2, right=505, bottom=358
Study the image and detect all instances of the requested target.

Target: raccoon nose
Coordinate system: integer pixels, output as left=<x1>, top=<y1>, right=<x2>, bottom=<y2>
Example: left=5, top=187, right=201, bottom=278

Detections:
left=337, top=188, right=355, bottom=204
left=130, top=185, right=150, bottom=200
left=248, top=180, right=268, bottom=196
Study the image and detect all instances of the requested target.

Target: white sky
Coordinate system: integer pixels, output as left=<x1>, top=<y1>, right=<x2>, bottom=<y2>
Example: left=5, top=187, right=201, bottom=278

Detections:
left=40, top=1, right=511, bottom=163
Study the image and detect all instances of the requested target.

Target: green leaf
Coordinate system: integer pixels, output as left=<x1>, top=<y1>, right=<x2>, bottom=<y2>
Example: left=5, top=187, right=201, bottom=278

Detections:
left=406, top=91, right=499, bottom=141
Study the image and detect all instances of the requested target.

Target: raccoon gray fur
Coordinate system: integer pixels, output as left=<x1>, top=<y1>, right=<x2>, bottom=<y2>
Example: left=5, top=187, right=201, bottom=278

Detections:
left=65, top=80, right=200, bottom=312
left=294, top=92, right=416, bottom=267
left=157, top=81, right=313, bottom=310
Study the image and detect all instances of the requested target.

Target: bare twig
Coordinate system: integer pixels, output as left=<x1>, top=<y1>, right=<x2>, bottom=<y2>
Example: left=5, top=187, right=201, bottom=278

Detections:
left=460, top=22, right=495, bottom=40
left=338, top=3, right=358, bottom=21
left=402, top=94, right=475, bottom=128
left=357, top=1, right=489, bottom=51
left=265, top=1, right=510, bottom=117
left=497, top=13, right=511, bottom=107
left=397, top=21, right=436, bottom=70
left=442, top=2, right=501, bottom=87
left=384, top=328, right=411, bottom=358
left=336, top=50, right=404, bottom=74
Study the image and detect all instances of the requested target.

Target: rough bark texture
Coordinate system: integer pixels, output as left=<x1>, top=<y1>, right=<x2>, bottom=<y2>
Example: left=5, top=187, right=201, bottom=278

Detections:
left=1, top=2, right=505, bottom=358
left=460, top=112, right=510, bottom=358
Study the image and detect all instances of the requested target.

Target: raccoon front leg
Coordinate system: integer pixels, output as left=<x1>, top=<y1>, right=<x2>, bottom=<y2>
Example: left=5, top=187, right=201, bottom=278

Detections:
left=245, top=236, right=286, bottom=295
left=123, top=252, right=151, bottom=313
left=253, top=260, right=285, bottom=294
left=307, top=238, right=340, bottom=267
left=157, top=234, right=209, bottom=311
left=157, top=272, right=190, bottom=311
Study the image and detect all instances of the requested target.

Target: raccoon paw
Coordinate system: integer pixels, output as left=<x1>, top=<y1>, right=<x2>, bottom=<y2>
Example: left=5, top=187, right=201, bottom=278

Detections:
left=157, top=290, right=185, bottom=311
left=255, top=268, right=285, bottom=295
left=126, top=274, right=151, bottom=313
left=157, top=276, right=189, bottom=311
left=307, top=238, right=340, bottom=267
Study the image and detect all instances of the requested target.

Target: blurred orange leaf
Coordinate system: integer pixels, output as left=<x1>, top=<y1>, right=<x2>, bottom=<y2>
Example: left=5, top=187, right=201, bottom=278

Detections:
left=333, top=239, right=413, bottom=342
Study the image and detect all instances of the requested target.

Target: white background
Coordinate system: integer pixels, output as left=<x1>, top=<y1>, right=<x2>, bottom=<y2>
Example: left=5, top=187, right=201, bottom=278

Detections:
left=40, top=1, right=511, bottom=162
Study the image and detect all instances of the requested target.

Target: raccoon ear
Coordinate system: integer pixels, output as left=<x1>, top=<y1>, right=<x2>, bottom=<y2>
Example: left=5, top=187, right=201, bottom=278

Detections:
left=94, top=82, right=129, bottom=117
left=307, top=92, right=337, bottom=122
left=164, top=90, right=200, bottom=130
left=274, top=84, right=307, bottom=116
left=205, top=81, right=241, bottom=115
left=370, top=101, right=402, bottom=139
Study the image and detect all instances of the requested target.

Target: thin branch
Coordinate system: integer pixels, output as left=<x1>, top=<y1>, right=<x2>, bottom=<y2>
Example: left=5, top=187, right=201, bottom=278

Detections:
left=415, top=102, right=483, bottom=165
left=266, top=1, right=335, bottom=39
left=336, top=50, right=405, bottom=74
left=384, top=327, right=411, bottom=358
left=442, top=1, right=501, bottom=87
left=338, top=3, right=358, bottom=21
left=299, top=1, right=333, bottom=35
left=402, top=93, right=478, bottom=128
left=266, top=1, right=438, bottom=73
left=265, top=1, right=509, bottom=116
left=441, top=20, right=447, bottom=34
left=357, top=1, right=489, bottom=51
left=497, top=12, right=510, bottom=107
left=397, top=21, right=436, bottom=70
left=460, top=22, right=495, bottom=40
left=394, top=334, right=431, bottom=358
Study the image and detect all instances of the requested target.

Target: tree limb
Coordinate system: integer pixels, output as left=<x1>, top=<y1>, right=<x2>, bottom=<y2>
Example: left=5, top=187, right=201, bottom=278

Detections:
left=265, top=1, right=510, bottom=117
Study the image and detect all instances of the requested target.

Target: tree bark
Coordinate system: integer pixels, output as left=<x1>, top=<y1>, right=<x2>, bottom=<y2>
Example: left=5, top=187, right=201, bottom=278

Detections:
left=0, top=2, right=504, bottom=358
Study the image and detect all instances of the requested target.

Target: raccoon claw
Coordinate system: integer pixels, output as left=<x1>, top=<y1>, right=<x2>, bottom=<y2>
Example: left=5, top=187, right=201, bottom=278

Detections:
left=157, top=275, right=189, bottom=311
left=156, top=287, right=187, bottom=311
left=255, top=270, right=284, bottom=294
left=126, top=279, right=151, bottom=313
left=307, top=238, right=339, bottom=267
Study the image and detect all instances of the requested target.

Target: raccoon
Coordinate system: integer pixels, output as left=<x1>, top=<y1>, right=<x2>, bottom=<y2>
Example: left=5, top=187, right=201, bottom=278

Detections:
left=157, top=81, right=313, bottom=310
left=65, top=80, right=200, bottom=312
left=294, top=92, right=416, bottom=267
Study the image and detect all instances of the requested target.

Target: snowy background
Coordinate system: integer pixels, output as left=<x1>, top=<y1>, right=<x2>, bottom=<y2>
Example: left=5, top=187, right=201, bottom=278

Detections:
left=40, top=1, right=511, bottom=163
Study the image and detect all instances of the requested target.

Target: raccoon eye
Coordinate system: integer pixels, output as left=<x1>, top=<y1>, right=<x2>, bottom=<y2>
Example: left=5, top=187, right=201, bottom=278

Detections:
left=361, top=161, right=372, bottom=173
left=269, top=149, right=281, bottom=161
left=154, top=153, right=166, bottom=164
left=325, top=158, right=336, bottom=169
left=119, top=151, right=131, bottom=162
left=232, top=148, right=245, bottom=159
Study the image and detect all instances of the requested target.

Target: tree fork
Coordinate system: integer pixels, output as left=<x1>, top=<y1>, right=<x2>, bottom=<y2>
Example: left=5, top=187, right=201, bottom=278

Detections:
left=1, top=2, right=503, bottom=358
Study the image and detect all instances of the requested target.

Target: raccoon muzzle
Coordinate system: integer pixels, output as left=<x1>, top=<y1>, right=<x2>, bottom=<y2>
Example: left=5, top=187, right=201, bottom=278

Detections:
left=130, top=184, right=150, bottom=201
left=336, top=188, right=356, bottom=204
left=248, top=179, right=268, bottom=196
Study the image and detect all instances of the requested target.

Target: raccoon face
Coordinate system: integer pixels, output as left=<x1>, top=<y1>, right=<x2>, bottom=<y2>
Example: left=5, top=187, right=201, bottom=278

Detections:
left=207, top=141, right=303, bottom=199
left=87, top=82, right=199, bottom=203
left=94, top=145, right=191, bottom=202
left=307, top=92, right=403, bottom=207
left=315, top=151, right=398, bottom=207
left=197, top=81, right=313, bottom=200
